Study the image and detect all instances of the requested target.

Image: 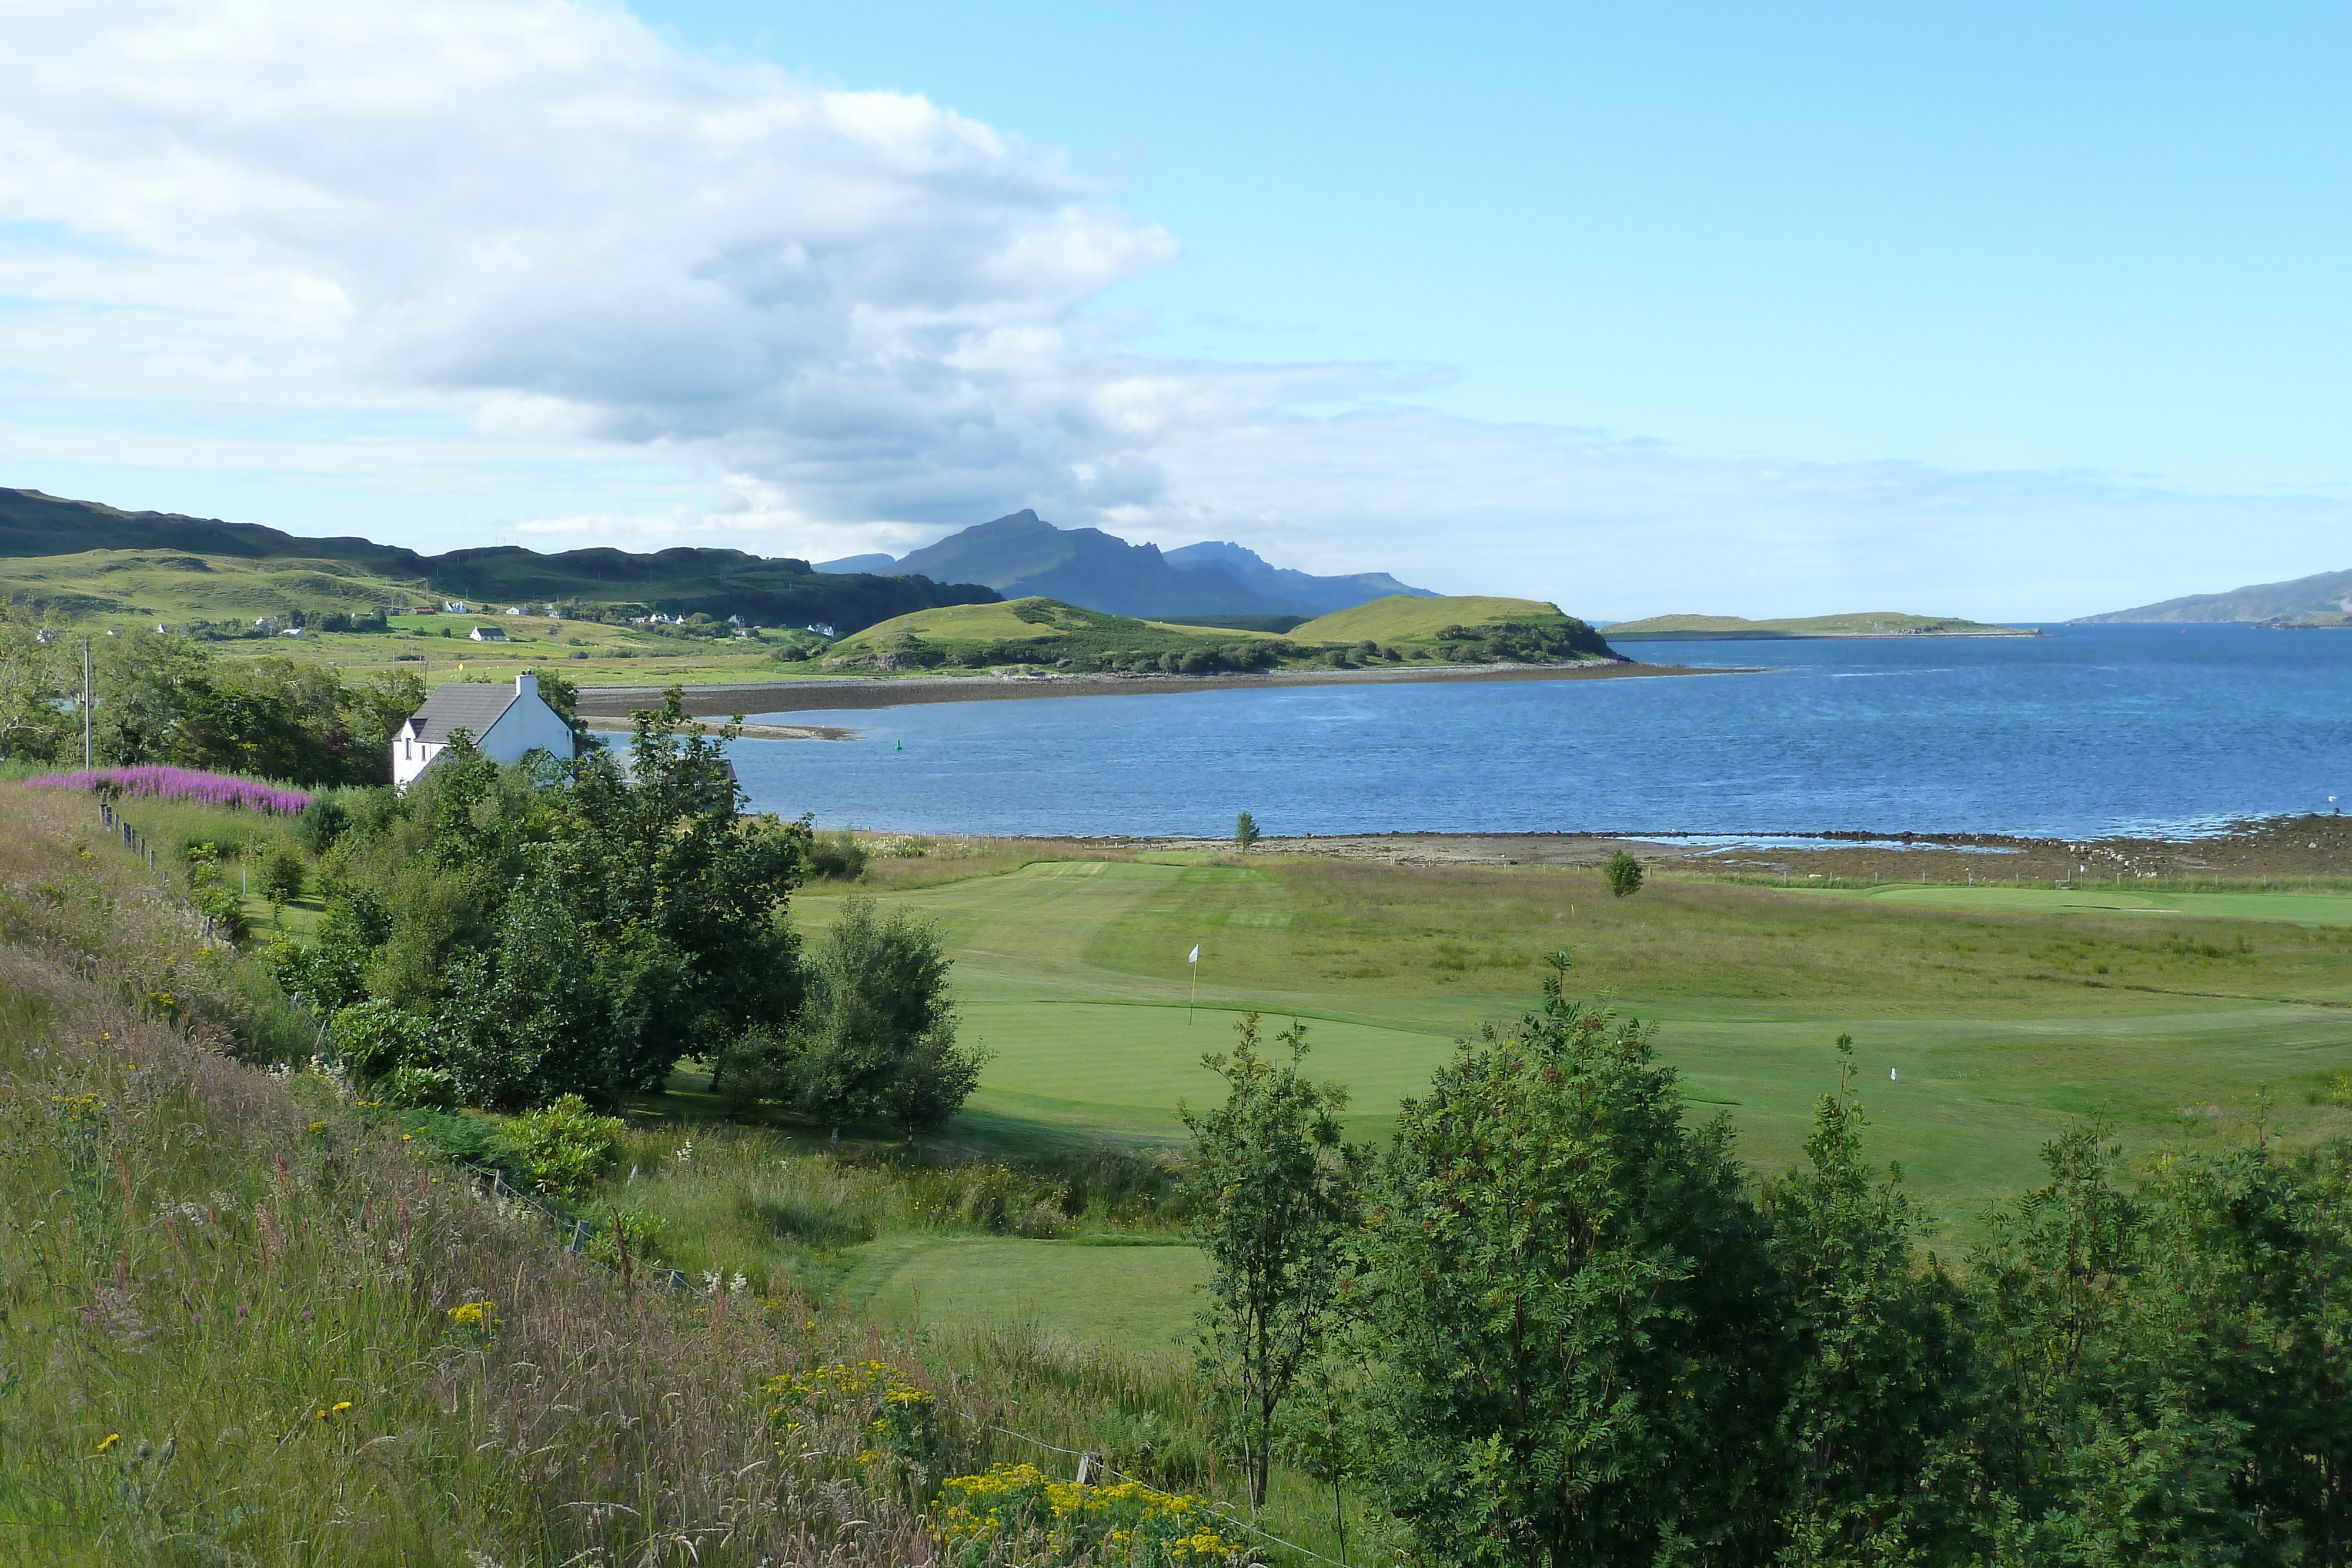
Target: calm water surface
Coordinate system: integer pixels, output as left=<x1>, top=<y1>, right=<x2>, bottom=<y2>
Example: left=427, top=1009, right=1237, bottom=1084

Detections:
left=690, top=624, right=2351, bottom=840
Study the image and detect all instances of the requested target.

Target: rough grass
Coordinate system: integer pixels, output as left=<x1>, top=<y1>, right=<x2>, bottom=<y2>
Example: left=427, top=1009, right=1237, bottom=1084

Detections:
left=0, top=548, right=421, bottom=621
left=792, top=852, right=2352, bottom=1226
left=1287, top=593, right=1568, bottom=643
left=830, top=597, right=1290, bottom=672
left=0, top=784, right=938, bottom=1565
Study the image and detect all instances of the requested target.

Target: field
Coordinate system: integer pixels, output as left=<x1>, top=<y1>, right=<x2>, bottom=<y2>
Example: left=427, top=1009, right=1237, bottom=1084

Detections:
left=633, top=844, right=2352, bottom=1365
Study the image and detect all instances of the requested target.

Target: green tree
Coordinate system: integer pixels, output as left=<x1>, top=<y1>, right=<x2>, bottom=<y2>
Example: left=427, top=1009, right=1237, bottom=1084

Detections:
left=1353, top=954, right=1787, bottom=1567
left=257, top=840, right=307, bottom=916
left=1602, top=849, right=1644, bottom=898
left=725, top=894, right=980, bottom=1136
left=1180, top=1012, right=1367, bottom=1509
left=0, top=609, right=73, bottom=763
left=1234, top=810, right=1261, bottom=852
left=1761, top=1036, right=1970, bottom=1564
left=94, top=627, right=215, bottom=765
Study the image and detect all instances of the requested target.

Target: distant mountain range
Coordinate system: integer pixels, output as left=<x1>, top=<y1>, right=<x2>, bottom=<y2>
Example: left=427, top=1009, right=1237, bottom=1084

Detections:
left=2074, top=567, right=2352, bottom=625
left=816, top=510, right=1434, bottom=618
left=0, top=487, right=996, bottom=635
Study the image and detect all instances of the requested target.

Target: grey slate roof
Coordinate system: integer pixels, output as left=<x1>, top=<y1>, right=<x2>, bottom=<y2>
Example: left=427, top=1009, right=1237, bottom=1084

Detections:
left=406, top=683, right=518, bottom=745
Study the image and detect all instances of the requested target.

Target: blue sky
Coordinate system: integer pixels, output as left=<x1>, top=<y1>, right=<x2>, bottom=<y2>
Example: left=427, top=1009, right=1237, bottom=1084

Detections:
left=0, top=1, right=2344, bottom=618
left=644, top=1, right=2348, bottom=492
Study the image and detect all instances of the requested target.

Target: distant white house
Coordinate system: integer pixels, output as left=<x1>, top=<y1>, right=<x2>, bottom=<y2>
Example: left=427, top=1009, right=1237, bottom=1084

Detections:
left=504, top=606, right=525, bottom=616
left=469, top=625, right=507, bottom=642
left=443, top=600, right=470, bottom=613
left=280, top=626, right=306, bottom=637
left=805, top=622, right=836, bottom=638
left=392, top=673, right=576, bottom=790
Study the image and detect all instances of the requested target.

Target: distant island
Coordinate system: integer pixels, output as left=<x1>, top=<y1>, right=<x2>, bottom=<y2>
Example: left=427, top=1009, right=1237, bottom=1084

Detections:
left=822, top=593, right=1623, bottom=674
left=1601, top=611, right=2037, bottom=641
left=2072, top=566, right=2352, bottom=626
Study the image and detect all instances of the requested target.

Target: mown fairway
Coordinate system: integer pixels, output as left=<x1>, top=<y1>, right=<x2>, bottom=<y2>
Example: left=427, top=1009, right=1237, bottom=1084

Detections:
left=799, top=854, right=2352, bottom=1235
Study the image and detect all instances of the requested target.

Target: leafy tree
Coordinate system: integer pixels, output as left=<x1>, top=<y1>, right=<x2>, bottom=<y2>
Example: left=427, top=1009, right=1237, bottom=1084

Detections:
left=257, top=840, right=307, bottom=914
left=282, top=690, right=807, bottom=1107
left=1602, top=849, right=1644, bottom=898
left=724, top=894, right=981, bottom=1136
left=1760, top=1036, right=1970, bottom=1564
left=95, top=627, right=216, bottom=765
left=1234, top=810, right=1260, bottom=852
left=1180, top=1012, right=1367, bottom=1509
left=1352, top=954, right=1786, bottom=1567
left=0, top=608, right=74, bottom=762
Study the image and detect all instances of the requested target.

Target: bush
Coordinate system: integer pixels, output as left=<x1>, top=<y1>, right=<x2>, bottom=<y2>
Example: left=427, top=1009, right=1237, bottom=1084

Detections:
left=505, top=1094, right=624, bottom=1202
left=806, top=828, right=869, bottom=881
left=1603, top=849, right=1645, bottom=898
left=294, top=794, right=349, bottom=854
left=329, top=998, right=435, bottom=1079
left=258, top=840, right=307, bottom=909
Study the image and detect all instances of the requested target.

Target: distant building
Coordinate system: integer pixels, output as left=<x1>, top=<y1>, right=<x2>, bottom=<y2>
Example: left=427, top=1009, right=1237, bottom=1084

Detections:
left=469, top=626, right=507, bottom=642
left=280, top=627, right=306, bottom=637
left=443, top=600, right=470, bottom=613
left=253, top=617, right=275, bottom=629
left=805, top=622, right=836, bottom=638
left=505, top=606, right=525, bottom=616
left=391, top=673, right=576, bottom=790
left=727, top=614, right=746, bottom=627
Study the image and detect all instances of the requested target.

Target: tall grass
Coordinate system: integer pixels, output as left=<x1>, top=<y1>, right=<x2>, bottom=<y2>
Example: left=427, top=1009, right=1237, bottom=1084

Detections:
left=0, top=784, right=931, bottom=1565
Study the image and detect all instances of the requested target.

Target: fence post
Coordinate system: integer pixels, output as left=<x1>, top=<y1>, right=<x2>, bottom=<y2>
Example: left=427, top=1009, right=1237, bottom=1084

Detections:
left=570, top=1220, right=587, bottom=1253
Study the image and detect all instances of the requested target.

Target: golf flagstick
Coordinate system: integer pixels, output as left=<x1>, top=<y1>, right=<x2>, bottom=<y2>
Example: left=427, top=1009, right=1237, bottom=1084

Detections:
left=1188, top=944, right=1199, bottom=1023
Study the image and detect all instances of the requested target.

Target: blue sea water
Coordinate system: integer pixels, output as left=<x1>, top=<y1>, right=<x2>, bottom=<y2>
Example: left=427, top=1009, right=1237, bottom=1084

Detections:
left=706, top=624, right=2352, bottom=840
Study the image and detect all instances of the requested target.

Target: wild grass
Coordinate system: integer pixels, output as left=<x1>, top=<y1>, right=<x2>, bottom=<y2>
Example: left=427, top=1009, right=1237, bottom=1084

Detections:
left=0, top=784, right=937, bottom=1565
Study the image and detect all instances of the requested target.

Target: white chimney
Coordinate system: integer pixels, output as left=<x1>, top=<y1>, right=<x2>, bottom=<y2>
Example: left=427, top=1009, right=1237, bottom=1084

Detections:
left=516, top=673, right=537, bottom=698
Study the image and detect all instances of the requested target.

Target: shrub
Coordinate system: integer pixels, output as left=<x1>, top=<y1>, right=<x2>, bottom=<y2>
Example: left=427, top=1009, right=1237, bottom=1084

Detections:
left=1233, top=811, right=1259, bottom=852
left=258, top=840, right=307, bottom=910
left=328, top=998, right=435, bottom=1079
left=930, top=1464, right=1237, bottom=1566
left=1604, top=849, right=1645, bottom=898
left=504, top=1093, right=623, bottom=1202
left=806, top=828, right=869, bottom=881
left=293, top=794, right=349, bottom=854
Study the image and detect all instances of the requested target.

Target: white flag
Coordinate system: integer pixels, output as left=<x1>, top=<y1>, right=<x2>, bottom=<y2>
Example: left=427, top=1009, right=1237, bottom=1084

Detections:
left=1188, top=945, right=1200, bottom=964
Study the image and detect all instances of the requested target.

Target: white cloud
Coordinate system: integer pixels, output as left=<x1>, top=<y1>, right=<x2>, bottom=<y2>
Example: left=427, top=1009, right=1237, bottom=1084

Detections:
left=0, top=0, right=2343, bottom=620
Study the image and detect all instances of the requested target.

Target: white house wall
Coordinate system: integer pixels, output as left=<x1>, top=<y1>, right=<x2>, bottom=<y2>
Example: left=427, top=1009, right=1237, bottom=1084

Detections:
left=478, top=700, right=577, bottom=765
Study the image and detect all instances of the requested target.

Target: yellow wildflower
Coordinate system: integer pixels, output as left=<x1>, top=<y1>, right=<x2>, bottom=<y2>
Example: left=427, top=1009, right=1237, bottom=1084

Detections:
left=95, top=1433, right=120, bottom=1455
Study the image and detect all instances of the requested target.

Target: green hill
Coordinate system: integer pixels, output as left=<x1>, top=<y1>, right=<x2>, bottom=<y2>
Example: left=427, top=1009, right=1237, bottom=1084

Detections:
left=829, top=594, right=1623, bottom=674
left=0, top=548, right=425, bottom=623
left=2072, top=566, right=2352, bottom=624
left=1291, top=594, right=1621, bottom=661
left=0, top=486, right=997, bottom=637
left=828, top=598, right=1289, bottom=673
left=1603, top=611, right=2035, bottom=640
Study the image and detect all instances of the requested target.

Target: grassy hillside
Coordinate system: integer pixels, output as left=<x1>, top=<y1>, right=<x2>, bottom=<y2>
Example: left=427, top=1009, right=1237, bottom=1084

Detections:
left=2072, top=565, right=2352, bottom=624
left=0, top=487, right=997, bottom=638
left=1603, top=610, right=2035, bottom=639
left=827, top=597, right=1291, bottom=673
left=0, top=547, right=424, bottom=621
left=1291, top=594, right=1620, bottom=660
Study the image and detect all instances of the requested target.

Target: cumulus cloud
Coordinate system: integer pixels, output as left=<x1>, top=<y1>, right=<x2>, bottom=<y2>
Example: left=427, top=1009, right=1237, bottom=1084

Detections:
left=0, top=0, right=2341, bottom=620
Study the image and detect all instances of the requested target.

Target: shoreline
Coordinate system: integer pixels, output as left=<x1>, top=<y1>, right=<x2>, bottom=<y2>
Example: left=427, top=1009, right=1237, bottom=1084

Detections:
left=580, top=657, right=1743, bottom=721
left=874, top=816, right=2352, bottom=884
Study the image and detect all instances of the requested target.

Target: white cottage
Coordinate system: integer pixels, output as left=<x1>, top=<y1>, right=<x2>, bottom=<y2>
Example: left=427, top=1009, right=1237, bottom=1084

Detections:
left=392, top=673, right=576, bottom=790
